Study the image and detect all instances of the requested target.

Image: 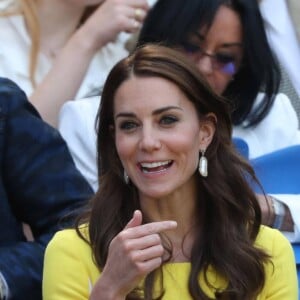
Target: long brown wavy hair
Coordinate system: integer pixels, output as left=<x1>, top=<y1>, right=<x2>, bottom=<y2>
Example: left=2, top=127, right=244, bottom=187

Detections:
left=76, top=44, right=270, bottom=299
left=0, top=0, right=99, bottom=86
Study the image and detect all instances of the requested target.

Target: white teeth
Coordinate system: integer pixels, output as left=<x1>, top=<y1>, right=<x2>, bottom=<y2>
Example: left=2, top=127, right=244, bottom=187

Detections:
left=140, top=160, right=171, bottom=168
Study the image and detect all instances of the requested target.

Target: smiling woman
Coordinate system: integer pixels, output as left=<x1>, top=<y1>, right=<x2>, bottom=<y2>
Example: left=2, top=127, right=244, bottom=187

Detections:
left=43, top=44, right=297, bottom=300
left=113, top=76, right=215, bottom=199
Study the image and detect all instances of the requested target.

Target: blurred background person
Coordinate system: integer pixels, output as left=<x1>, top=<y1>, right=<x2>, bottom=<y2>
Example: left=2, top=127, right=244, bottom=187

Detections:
left=0, top=77, right=93, bottom=300
left=0, top=0, right=150, bottom=126
left=259, top=0, right=300, bottom=120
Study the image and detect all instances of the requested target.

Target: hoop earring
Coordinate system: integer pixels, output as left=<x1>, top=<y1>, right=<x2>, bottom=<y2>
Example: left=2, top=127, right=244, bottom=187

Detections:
left=198, top=150, right=208, bottom=177
left=124, top=170, right=129, bottom=184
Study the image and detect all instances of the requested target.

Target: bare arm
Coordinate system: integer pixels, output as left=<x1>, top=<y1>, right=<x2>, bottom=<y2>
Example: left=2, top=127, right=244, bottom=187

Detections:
left=30, top=0, right=149, bottom=127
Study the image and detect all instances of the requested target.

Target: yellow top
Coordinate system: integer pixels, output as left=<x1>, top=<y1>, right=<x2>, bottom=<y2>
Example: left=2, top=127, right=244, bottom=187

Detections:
left=43, top=225, right=298, bottom=299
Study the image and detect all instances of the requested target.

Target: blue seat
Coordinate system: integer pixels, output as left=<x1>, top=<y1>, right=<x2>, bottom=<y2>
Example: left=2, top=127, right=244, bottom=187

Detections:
left=250, top=145, right=300, bottom=194
left=294, top=243, right=300, bottom=265
left=232, top=137, right=249, bottom=158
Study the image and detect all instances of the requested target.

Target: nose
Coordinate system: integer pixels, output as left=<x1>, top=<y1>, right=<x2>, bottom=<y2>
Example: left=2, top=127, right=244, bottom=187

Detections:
left=196, top=55, right=214, bottom=77
left=139, top=126, right=161, bottom=152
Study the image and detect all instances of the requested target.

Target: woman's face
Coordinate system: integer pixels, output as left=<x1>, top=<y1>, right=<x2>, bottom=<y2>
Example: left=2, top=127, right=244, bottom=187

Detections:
left=113, top=76, right=215, bottom=200
left=182, top=5, right=243, bottom=95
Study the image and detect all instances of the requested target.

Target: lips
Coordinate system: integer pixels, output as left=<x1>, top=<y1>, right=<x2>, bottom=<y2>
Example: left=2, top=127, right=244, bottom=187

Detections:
left=139, top=160, right=173, bottom=173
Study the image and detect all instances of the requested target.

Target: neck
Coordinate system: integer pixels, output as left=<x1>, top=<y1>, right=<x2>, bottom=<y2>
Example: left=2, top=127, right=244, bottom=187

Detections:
left=36, top=0, right=85, bottom=57
left=139, top=180, right=199, bottom=261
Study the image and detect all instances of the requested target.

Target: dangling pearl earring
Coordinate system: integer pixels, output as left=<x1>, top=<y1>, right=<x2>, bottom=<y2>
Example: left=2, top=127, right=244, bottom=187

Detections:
left=124, top=170, right=129, bottom=184
left=198, top=150, right=208, bottom=177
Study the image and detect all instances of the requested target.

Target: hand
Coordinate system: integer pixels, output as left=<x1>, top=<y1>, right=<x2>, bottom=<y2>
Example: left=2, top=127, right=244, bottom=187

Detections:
left=78, top=0, right=149, bottom=52
left=90, top=210, right=177, bottom=300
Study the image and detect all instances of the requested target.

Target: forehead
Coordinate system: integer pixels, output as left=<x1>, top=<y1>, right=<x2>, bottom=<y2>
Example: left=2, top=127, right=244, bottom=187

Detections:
left=113, top=76, right=196, bottom=114
left=198, top=5, right=243, bottom=47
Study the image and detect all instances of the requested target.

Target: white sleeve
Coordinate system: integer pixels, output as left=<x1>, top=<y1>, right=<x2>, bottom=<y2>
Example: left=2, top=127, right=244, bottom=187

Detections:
left=233, top=93, right=300, bottom=158
left=58, top=97, right=99, bottom=192
left=270, top=194, right=300, bottom=243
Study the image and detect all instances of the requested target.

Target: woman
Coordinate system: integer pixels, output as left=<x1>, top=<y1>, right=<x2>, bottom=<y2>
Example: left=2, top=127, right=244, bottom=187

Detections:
left=43, top=44, right=297, bottom=299
left=0, top=0, right=150, bottom=126
left=137, top=0, right=300, bottom=158
left=59, top=0, right=300, bottom=242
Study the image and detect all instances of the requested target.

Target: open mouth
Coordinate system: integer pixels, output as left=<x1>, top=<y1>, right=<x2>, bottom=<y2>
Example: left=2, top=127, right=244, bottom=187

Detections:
left=139, top=160, right=173, bottom=173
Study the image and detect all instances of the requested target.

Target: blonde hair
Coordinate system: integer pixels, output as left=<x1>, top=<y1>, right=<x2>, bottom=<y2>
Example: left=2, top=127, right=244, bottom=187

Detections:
left=1, top=1, right=98, bottom=86
left=1, top=0, right=40, bottom=86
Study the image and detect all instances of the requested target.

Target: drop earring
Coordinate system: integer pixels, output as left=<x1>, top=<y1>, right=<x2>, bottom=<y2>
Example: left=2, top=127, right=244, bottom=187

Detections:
left=124, top=170, right=129, bottom=184
left=198, top=150, right=208, bottom=177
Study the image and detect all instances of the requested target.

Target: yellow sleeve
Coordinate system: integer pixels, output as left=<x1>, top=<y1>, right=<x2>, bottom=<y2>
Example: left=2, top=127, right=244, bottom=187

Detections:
left=263, top=229, right=298, bottom=299
left=42, top=229, right=98, bottom=300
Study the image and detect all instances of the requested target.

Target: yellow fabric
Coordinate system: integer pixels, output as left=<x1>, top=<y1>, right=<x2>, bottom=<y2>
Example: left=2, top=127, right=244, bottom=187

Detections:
left=43, top=225, right=298, bottom=299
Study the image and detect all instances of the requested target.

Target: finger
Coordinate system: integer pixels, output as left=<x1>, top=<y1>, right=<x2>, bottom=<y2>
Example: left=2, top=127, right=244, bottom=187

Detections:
left=125, top=233, right=162, bottom=251
left=136, top=256, right=163, bottom=275
left=124, top=210, right=143, bottom=229
left=124, top=220, right=177, bottom=238
left=132, top=244, right=165, bottom=262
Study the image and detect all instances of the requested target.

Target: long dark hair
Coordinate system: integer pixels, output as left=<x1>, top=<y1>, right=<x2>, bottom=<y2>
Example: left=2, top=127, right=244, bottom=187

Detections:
left=76, top=44, right=269, bottom=299
left=137, top=0, right=281, bottom=127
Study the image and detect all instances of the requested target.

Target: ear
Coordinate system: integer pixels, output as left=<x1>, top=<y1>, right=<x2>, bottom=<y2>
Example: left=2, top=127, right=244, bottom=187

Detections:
left=198, top=113, right=216, bottom=150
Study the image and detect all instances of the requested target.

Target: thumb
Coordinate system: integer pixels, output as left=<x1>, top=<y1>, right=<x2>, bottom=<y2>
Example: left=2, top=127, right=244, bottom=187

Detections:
left=124, top=210, right=143, bottom=229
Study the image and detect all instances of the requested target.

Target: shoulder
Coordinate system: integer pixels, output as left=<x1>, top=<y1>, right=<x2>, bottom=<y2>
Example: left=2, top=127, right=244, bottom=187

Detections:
left=59, top=96, right=100, bottom=122
left=46, top=226, right=91, bottom=256
left=0, top=0, right=16, bottom=11
left=255, top=225, right=296, bottom=276
left=43, top=227, right=99, bottom=299
left=0, top=77, right=33, bottom=114
left=0, top=14, right=27, bottom=50
left=257, top=92, right=296, bottom=116
left=58, top=96, right=99, bottom=153
left=44, top=227, right=96, bottom=276
left=255, top=228, right=298, bottom=297
left=255, top=225, right=294, bottom=257
left=58, top=96, right=99, bottom=151
left=59, top=96, right=100, bottom=130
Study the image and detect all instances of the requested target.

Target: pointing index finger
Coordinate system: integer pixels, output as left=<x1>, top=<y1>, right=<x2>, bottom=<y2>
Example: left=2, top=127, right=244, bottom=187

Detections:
left=124, top=220, right=177, bottom=238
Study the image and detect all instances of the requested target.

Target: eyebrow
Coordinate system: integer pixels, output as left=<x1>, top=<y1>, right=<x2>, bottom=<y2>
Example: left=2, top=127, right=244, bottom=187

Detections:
left=115, top=106, right=183, bottom=119
left=192, top=31, right=243, bottom=48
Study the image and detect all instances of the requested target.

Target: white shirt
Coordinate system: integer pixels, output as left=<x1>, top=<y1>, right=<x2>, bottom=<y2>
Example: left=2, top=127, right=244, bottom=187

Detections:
left=0, top=14, right=128, bottom=99
left=260, top=0, right=300, bottom=96
left=58, top=93, right=300, bottom=242
left=233, top=93, right=300, bottom=158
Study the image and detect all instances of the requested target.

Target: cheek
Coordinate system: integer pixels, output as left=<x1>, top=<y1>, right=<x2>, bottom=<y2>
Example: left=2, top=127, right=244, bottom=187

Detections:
left=215, top=75, right=232, bottom=95
left=169, top=130, right=200, bottom=156
left=115, top=134, right=135, bottom=162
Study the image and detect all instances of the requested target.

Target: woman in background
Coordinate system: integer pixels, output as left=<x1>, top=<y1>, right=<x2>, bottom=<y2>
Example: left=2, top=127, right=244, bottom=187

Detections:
left=0, top=0, right=150, bottom=126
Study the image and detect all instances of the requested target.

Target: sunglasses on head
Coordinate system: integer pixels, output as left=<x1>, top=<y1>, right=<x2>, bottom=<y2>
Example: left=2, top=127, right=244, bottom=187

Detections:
left=181, top=41, right=239, bottom=76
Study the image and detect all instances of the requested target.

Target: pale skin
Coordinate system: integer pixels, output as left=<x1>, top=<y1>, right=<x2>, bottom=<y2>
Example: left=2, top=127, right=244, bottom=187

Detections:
left=186, top=5, right=293, bottom=231
left=90, top=211, right=177, bottom=300
left=29, top=0, right=149, bottom=126
left=90, top=76, right=216, bottom=299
